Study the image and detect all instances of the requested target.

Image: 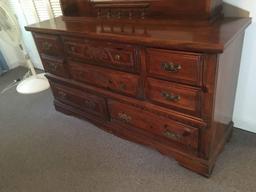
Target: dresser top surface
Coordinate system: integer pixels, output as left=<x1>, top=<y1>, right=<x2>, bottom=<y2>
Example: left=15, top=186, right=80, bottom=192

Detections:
left=26, top=17, right=251, bottom=53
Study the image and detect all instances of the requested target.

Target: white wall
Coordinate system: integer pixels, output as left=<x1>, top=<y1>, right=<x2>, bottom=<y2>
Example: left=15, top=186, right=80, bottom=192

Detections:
left=9, top=1, right=43, bottom=69
left=0, top=1, right=24, bottom=69
left=224, top=0, right=256, bottom=133
left=0, top=0, right=43, bottom=69
left=0, top=38, right=23, bottom=69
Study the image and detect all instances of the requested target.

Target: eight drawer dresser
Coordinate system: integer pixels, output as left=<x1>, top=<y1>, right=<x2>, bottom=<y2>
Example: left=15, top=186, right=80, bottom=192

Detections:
left=25, top=0, right=251, bottom=177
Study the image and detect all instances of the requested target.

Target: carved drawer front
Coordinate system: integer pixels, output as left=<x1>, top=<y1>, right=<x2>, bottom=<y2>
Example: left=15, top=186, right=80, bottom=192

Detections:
left=50, top=82, right=108, bottom=119
left=63, top=37, right=138, bottom=72
left=41, top=56, right=68, bottom=77
left=108, top=100, right=199, bottom=150
left=34, top=33, right=63, bottom=57
left=69, top=61, right=140, bottom=97
left=146, top=78, right=202, bottom=116
left=146, top=48, right=203, bottom=86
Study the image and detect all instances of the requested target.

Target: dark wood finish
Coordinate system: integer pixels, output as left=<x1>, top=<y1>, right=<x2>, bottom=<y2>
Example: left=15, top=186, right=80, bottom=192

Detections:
left=41, top=55, right=68, bottom=77
left=108, top=99, right=199, bottom=150
left=146, top=48, right=203, bottom=86
left=50, top=81, right=108, bottom=119
left=60, top=0, right=222, bottom=20
left=26, top=0, right=251, bottom=177
left=33, top=33, right=63, bottom=57
left=146, top=78, right=202, bottom=116
left=63, top=37, right=139, bottom=72
left=69, top=61, right=140, bottom=97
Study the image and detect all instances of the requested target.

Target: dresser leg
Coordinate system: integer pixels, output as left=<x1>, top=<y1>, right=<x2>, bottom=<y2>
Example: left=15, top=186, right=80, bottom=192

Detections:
left=226, top=125, right=234, bottom=143
left=176, top=157, right=214, bottom=178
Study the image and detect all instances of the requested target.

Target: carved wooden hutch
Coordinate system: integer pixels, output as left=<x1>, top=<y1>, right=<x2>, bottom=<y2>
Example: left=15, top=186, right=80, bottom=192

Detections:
left=26, top=0, right=251, bottom=176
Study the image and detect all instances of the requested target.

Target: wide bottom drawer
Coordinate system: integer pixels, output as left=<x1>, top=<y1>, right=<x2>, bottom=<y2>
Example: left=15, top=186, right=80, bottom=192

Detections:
left=108, top=100, right=199, bottom=150
left=49, top=81, right=108, bottom=120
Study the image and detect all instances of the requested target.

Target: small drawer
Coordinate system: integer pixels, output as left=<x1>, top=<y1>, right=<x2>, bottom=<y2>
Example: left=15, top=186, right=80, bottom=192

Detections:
left=50, top=82, right=108, bottom=119
left=108, top=100, right=199, bottom=150
left=63, top=37, right=138, bottom=72
left=146, top=48, right=203, bottom=86
left=146, top=78, right=202, bottom=116
left=69, top=61, right=140, bottom=97
left=42, top=56, right=68, bottom=77
left=34, top=33, right=63, bottom=57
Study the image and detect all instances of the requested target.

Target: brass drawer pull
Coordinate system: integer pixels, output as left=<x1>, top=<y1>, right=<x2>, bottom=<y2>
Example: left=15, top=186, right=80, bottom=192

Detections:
left=77, top=72, right=84, bottom=79
left=118, top=112, right=132, bottom=123
left=42, top=42, right=53, bottom=51
left=163, top=130, right=181, bottom=140
left=119, top=82, right=127, bottom=90
left=69, top=46, right=75, bottom=52
left=84, top=99, right=96, bottom=109
left=161, top=62, right=181, bottom=72
left=58, top=90, right=67, bottom=99
left=161, top=91, right=181, bottom=102
left=114, top=54, right=121, bottom=61
left=47, top=62, right=58, bottom=71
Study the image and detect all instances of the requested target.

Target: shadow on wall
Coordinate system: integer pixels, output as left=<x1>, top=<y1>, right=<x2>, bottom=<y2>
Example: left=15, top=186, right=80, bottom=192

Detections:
left=0, top=50, right=9, bottom=75
left=223, top=3, right=250, bottom=17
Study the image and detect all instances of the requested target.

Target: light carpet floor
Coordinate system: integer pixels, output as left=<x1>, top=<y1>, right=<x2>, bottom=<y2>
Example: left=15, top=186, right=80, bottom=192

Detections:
left=0, top=67, right=256, bottom=192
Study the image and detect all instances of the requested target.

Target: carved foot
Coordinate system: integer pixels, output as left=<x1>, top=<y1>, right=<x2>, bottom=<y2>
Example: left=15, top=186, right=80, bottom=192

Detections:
left=175, top=156, right=214, bottom=178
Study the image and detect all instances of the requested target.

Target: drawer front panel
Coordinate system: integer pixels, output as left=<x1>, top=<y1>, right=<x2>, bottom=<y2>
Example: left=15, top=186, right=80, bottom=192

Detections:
left=34, top=33, right=63, bottom=57
left=109, top=100, right=199, bottom=149
left=69, top=61, right=140, bottom=97
left=42, top=56, right=68, bottom=77
left=146, top=78, right=201, bottom=116
left=50, top=82, right=108, bottom=119
left=146, top=48, right=203, bottom=86
left=63, top=37, right=138, bottom=72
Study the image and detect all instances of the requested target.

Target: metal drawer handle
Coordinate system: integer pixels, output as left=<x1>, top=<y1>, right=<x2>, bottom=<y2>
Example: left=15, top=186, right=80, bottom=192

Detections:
left=161, top=62, right=181, bottom=72
left=161, top=91, right=181, bottom=102
left=69, top=46, right=75, bottom=52
left=119, top=82, right=127, bottom=90
left=58, top=90, right=67, bottom=99
left=84, top=99, right=96, bottom=109
left=48, top=62, right=58, bottom=71
left=118, top=112, right=132, bottom=123
left=114, top=54, right=121, bottom=61
left=163, top=130, right=181, bottom=140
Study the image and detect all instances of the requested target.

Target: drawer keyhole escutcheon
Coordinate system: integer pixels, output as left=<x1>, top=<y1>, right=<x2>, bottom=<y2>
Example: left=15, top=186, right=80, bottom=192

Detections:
left=42, top=42, right=53, bottom=51
left=163, top=130, right=181, bottom=140
left=161, top=62, right=181, bottom=72
left=84, top=100, right=96, bottom=109
left=161, top=91, right=181, bottom=102
left=58, top=90, right=67, bottom=99
left=118, top=112, right=132, bottom=123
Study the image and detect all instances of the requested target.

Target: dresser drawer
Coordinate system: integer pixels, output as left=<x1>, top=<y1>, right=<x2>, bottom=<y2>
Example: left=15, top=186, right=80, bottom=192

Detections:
left=69, top=61, right=140, bottom=97
left=50, top=82, right=108, bottom=119
left=108, top=100, right=199, bottom=150
left=42, top=56, right=68, bottom=77
left=146, top=48, right=203, bottom=86
left=63, top=37, right=138, bottom=72
left=146, top=78, right=201, bottom=116
left=34, top=33, right=63, bottom=57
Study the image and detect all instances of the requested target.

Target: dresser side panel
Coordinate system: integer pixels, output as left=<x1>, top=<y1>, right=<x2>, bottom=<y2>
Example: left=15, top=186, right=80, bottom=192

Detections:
left=210, top=32, right=245, bottom=159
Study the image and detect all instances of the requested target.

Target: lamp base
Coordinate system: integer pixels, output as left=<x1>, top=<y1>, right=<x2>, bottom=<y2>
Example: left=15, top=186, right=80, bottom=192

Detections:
left=16, top=73, right=50, bottom=94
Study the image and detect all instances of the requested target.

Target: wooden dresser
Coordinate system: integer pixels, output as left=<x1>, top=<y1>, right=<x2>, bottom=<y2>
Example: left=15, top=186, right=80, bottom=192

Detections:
left=26, top=0, right=251, bottom=177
